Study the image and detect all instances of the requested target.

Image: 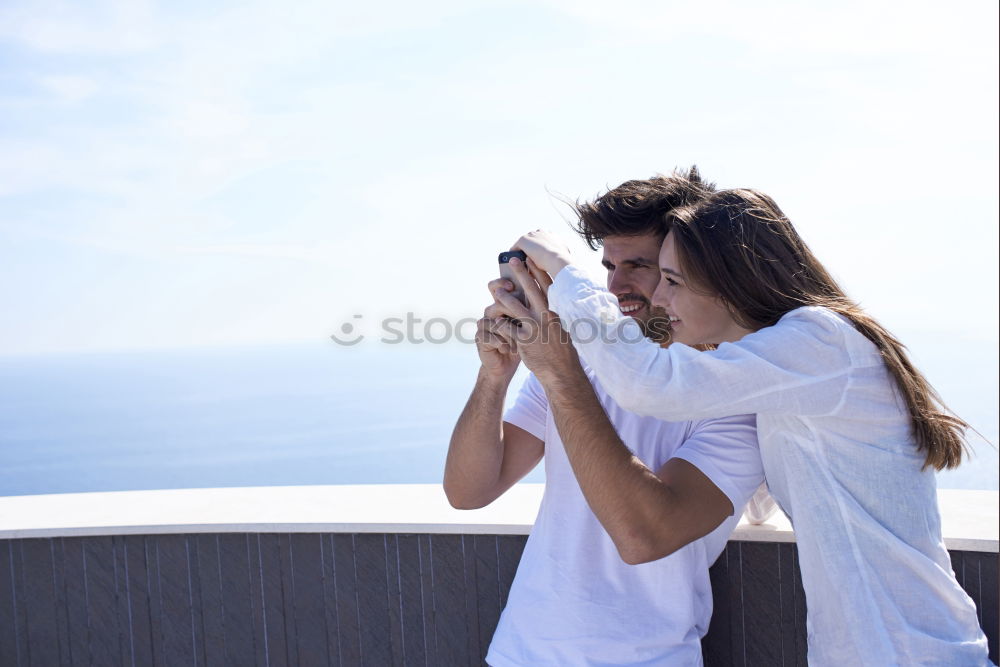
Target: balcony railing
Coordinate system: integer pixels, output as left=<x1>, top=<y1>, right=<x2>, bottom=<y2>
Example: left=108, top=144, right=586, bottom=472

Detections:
left=0, top=485, right=996, bottom=666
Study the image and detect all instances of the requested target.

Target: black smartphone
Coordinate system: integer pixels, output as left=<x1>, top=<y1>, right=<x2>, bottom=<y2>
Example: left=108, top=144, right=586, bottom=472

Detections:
left=498, top=251, right=528, bottom=305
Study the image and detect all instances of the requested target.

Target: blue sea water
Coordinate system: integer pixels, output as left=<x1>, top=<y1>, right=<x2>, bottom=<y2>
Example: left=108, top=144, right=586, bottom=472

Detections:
left=0, top=337, right=996, bottom=496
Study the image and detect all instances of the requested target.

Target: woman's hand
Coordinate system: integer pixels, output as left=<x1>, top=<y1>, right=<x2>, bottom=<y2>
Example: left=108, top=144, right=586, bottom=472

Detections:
left=487, top=256, right=581, bottom=383
left=512, top=230, right=573, bottom=278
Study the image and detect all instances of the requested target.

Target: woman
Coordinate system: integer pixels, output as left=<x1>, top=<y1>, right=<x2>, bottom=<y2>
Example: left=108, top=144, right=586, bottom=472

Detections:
left=492, top=188, right=991, bottom=665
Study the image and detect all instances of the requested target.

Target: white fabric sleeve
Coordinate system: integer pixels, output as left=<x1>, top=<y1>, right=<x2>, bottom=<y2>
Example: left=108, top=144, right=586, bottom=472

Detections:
left=742, top=483, right=779, bottom=525
left=670, top=414, right=764, bottom=517
left=547, top=265, right=859, bottom=421
left=502, top=372, right=549, bottom=442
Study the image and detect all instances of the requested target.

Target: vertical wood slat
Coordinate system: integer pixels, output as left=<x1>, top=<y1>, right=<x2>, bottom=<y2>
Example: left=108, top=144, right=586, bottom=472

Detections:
left=152, top=535, right=196, bottom=666
left=418, top=534, right=437, bottom=666
left=288, top=534, right=331, bottom=666
left=429, top=534, right=471, bottom=665
left=727, top=541, right=746, bottom=667
left=51, top=539, right=73, bottom=667
left=217, top=534, right=258, bottom=667
left=355, top=533, right=392, bottom=666
left=701, top=544, right=731, bottom=666
left=256, top=534, right=290, bottom=665
left=741, top=542, right=783, bottom=666
left=384, top=535, right=405, bottom=666
left=332, top=533, right=362, bottom=665
left=195, top=534, right=226, bottom=666
left=84, top=537, right=123, bottom=666
left=123, top=535, right=154, bottom=667
left=790, top=544, right=808, bottom=667
left=977, top=553, right=998, bottom=665
left=460, top=535, right=482, bottom=663
left=473, top=534, right=501, bottom=664
left=62, top=538, right=90, bottom=666
left=245, top=534, right=268, bottom=667
left=319, top=534, right=342, bottom=667
left=111, top=536, right=133, bottom=667
left=496, top=536, right=524, bottom=611
left=396, top=534, right=428, bottom=666
left=1, top=540, right=27, bottom=667
left=276, top=534, right=299, bottom=667
left=20, top=539, right=60, bottom=666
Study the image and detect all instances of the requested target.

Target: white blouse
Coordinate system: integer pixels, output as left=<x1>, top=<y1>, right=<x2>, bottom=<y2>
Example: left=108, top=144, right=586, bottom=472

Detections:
left=547, top=265, right=991, bottom=666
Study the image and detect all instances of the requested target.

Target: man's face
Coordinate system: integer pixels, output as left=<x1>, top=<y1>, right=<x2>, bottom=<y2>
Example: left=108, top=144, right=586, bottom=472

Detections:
left=601, top=233, right=668, bottom=341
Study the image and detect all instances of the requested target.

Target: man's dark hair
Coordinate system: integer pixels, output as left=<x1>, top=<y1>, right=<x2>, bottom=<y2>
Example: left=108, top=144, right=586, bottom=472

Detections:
left=572, top=166, right=716, bottom=250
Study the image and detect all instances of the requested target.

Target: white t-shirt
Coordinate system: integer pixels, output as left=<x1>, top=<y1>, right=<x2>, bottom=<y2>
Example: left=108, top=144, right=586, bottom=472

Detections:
left=486, top=368, right=764, bottom=666
left=547, top=265, right=992, bottom=667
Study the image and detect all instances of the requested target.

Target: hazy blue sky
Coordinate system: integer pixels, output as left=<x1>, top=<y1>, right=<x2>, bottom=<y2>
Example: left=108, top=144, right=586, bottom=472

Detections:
left=1, top=0, right=997, bottom=355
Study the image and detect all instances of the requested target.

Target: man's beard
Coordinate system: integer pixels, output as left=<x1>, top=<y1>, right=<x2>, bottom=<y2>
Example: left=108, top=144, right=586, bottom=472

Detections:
left=642, top=305, right=672, bottom=345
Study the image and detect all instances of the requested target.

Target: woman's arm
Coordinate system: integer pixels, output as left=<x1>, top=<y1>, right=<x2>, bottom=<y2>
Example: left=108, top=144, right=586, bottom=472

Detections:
left=495, top=259, right=854, bottom=422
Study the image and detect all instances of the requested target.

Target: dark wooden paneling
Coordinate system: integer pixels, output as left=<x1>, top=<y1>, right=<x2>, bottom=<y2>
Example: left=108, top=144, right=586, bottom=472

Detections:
left=218, top=534, right=258, bottom=667
left=255, top=533, right=291, bottom=665
left=318, top=534, right=342, bottom=667
left=473, top=534, right=501, bottom=661
left=726, top=542, right=746, bottom=667
left=417, top=534, right=438, bottom=666
left=701, top=544, right=731, bottom=666
left=0, top=541, right=23, bottom=667
left=496, top=535, right=524, bottom=610
left=331, top=533, right=362, bottom=665
left=245, top=533, right=268, bottom=667
left=122, top=535, right=154, bottom=667
left=354, top=534, right=392, bottom=666
left=151, top=535, right=197, bottom=665
left=980, top=553, right=998, bottom=664
left=21, top=539, right=61, bottom=665
left=61, top=538, right=91, bottom=666
left=50, top=539, right=73, bottom=667
left=383, top=535, right=405, bottom=666
left=395, top=534, right=428, bottom=666
left=195, top=534, right=226, bottom=666
left=1, top=534, right=995, bottom=667
left=276, top=534, right=299, bottom=666
left=964, top=551, right=999, bottom=665
left=741, top=541, right=784, bottom=666
left=84, top=536, right=123, bottom=666
left=289, top=533, right=334, bottom=666
left=788, top=544, right=808, bottom=667
left=429, top=534, right=471, bottom=665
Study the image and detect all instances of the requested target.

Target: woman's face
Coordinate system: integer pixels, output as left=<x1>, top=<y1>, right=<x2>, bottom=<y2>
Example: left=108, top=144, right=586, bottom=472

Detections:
left=652, top=232, right=754, bottom=346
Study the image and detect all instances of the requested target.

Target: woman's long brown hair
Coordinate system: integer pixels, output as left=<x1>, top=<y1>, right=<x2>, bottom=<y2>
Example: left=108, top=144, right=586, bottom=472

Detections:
left=668, top=188, right=967, bottom=470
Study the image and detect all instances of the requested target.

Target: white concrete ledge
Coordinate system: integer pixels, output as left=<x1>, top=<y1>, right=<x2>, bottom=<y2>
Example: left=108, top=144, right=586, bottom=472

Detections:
left=0, top=485, right=995, bottom=552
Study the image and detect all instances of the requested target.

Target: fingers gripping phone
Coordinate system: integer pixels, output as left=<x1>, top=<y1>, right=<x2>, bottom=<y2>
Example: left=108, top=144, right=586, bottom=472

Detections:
left=498, top=251, right=528, bottom=306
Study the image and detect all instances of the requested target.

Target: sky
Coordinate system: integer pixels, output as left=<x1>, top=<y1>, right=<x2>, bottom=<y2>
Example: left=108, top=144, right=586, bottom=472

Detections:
left=0, top=0, right=997, bottom=357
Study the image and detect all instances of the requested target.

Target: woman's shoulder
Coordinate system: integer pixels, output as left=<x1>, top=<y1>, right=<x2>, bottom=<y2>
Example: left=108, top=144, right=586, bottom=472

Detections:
left=774, top=306, right=851, bottom=337
left=775, top=306, right=881, bottom=364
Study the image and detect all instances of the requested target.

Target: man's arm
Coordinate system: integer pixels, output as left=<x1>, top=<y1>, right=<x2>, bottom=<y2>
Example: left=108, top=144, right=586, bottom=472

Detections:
left=443, top=368, right=543, bottom=510
left=540, top=361, right=734, bottom=564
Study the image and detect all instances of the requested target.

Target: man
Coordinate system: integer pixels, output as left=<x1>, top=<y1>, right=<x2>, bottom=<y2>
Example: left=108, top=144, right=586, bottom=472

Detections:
left=444, top=168, right=768, bottom=665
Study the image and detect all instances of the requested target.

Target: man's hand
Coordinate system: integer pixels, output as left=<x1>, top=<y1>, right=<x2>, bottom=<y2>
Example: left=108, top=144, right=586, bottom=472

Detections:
left=512, top=230, right=574, bottom=278
left=475, top=309, right=520, bottom=383
left=488, top=256, right=580, bottom=383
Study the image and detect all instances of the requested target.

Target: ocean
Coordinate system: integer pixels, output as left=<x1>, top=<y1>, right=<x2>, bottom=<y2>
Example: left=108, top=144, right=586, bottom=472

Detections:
left=0, top=338, right=996, bottom=496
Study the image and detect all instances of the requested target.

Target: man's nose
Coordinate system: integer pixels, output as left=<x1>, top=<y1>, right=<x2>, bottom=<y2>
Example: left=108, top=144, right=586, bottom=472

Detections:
left=608, top=270, right=630, bottom=295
